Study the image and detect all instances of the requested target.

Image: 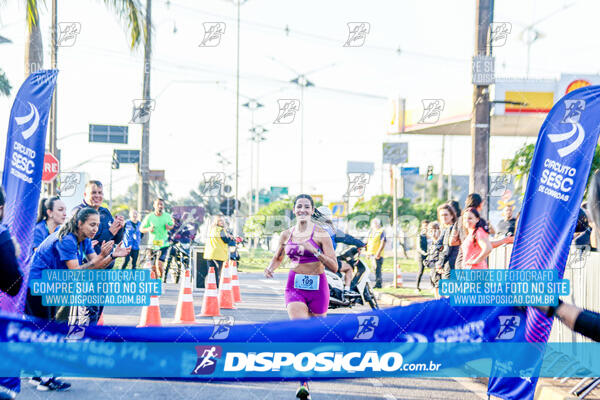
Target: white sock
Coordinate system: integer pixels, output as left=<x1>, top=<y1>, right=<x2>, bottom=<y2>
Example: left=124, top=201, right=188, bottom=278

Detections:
left=344, top=285, right=350, bottom=291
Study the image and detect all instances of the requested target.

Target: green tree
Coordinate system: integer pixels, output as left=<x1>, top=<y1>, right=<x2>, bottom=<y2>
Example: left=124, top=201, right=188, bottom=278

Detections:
left=242, top=199, right=293, bottom=239
left=507, top=143, right=600, bottom=194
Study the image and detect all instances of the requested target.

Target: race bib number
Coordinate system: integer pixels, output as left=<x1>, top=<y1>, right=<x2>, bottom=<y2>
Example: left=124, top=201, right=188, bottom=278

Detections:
left=293, top=274, right=319, bottom=291
left=153, top=239, right=164, bottom=248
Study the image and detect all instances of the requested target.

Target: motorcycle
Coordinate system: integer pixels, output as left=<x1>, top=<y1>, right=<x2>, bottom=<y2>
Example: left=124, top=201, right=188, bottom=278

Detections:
left=326, top=245, right=379, bottom=310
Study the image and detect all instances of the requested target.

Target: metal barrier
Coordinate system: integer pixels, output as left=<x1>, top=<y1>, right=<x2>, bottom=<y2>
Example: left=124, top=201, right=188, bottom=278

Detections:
left=487, top=244, right=600, bottom=343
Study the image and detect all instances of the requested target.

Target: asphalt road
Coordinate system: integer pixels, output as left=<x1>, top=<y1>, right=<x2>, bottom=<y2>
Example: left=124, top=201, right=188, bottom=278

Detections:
left=16, top=270, right=487, bottom=400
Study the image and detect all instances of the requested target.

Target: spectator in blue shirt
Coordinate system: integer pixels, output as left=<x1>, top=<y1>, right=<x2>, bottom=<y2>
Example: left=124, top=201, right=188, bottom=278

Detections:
left=25, top=207, right=129, bottom=392
left=32, top=196, right=67, bottom=252
left=70, top=181, right=126, bottom=325
left=72, top=180, right=125, bottom=259
left=122, top=209, right=142, bottom=269
left=27, top=207, right=129, bottom=319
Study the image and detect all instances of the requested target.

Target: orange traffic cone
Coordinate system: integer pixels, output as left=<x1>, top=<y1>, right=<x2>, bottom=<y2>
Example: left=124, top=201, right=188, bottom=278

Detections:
left=97, top=313, right=104, bottom=326
left=218, top=261, right=235, bottom=309
left=137, top=270, right=162, bottom=327
left=200, top=266, right=221, bottom=317
left=174, top=270, right=196, bottom=324
left=230, top=260, right=242, bottom=303
left=396, top=267, right=403, bottom=287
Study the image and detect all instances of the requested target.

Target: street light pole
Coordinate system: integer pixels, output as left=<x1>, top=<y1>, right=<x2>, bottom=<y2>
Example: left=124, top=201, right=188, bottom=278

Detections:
left=249, top=126, right=267, bottom=213
left=139, top=0, right=152, bottom=214
left=290, top=75, right=313, bottom=193
left=242, top=99, right=264, bottom=215
left=471, top=0, right=493, bottom=220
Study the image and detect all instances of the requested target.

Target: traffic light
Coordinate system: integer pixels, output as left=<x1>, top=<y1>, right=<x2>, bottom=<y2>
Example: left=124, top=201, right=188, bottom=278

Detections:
left=426, top=165, right=434, bottom=180
left=112, top=152, right=120, bottom=169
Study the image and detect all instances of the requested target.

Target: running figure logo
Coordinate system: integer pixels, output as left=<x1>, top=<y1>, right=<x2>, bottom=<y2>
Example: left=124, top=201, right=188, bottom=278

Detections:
left=59, top=172, right=81, bottom=197
left=65, top=324, right=86, bottom=341
left=354, top=316, right=379, bottom=340
left=344, top=23, right=370, bottom=47
left=130, top=99, right=156, bottom=124
left=496, top=315, right=521, bottom=340
left=201, top=172, right=225, bottom=197
left=199, top=22, right=226, bottom=47
left=418, top=99, right=445, bottom=124
left=489, top=173, right=513, bottom=197
left=191, top=345, right=222, bottom=375
left=548, top=99, right=586, bottom=157
left=273, top=99, right=300, bottom=124
left=346, top=173, right=370, bottom=197
left=57, top=22, right=81, bottom=47
left=488, top=22, right=512, bottom=47
left=210, top=316, right=234, bottom=340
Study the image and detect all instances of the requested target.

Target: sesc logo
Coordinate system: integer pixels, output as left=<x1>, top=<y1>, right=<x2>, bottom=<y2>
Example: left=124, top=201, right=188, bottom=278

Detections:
left=191, top=345, right=222, bottom=375
left=548, top=99, right=586, bottom=157
left=354, top=316, right=379, bottom=340
left=14, top=102, right=40, bottom=140
left=496, top=315, right=520, bottom=340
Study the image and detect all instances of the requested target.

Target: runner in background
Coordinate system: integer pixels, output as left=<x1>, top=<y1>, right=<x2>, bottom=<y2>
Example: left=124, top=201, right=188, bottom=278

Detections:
left=140, top=199, right=174, bottom=279
left=204, top=215, right=236, bottom=286
left=32, top=197, right=67, bottom=252
left=365, top=218, right=386, bottom=289
left=415, top=220, right=429, bottom=292
left=122, top=209, right=141, bottom=269
left=312, top=206, right=365, bottom=295
left=264, top=194, right=337, bottom=400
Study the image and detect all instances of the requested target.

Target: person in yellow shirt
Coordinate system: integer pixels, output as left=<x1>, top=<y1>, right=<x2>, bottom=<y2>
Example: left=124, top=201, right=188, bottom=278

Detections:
left=365, top=218, right=387, bottom=288
left=204, top=216, right=236, bottom=286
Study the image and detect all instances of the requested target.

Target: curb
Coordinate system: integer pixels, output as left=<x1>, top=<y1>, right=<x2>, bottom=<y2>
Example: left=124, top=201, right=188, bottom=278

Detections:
left=376, top=292, right=415, bottom=307
left=534, top=384, right=578, bottom=400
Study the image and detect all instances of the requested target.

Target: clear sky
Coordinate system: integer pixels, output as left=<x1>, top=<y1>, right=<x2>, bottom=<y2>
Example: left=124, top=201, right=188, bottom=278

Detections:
left=0, top=0, right=598, bottom=203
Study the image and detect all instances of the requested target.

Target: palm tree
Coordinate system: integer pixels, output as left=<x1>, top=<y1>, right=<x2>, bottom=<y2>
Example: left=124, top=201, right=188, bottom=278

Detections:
left=0, top=68, right=10, bottom=96
left=24, top=0, right=146, bottom=76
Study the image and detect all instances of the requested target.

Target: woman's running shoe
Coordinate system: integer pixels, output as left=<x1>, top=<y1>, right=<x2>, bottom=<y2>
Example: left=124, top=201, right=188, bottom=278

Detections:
left=28, top=377, right=42, bottom=386
left=36, top=377, right=71, bottom=392
left=296, top=381, right=311, bottom=399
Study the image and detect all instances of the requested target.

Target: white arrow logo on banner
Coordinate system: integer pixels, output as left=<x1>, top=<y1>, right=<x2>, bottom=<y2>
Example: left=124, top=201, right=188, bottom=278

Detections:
left=14, top=101, right=40, bottom=140
left=548, top=123, right=585, bottom=158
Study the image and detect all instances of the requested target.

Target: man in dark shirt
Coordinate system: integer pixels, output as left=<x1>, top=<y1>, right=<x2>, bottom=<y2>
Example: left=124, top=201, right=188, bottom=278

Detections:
left=61, top=180, right=125, bottom=324
left=496, top=205, right=516, bottom=238
left=72, top=180, right=124, bottom=256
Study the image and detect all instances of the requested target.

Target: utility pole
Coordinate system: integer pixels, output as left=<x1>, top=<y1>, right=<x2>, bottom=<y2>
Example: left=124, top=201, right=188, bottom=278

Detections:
left=470, top=0, right=494, bottom=219
left=139, top=0, right=152, bottom=214
left=438, top=135, right=445, bottom=200
left=234, top=0, right=241, bottom=230
left=47, top=0, right=58, bottom=195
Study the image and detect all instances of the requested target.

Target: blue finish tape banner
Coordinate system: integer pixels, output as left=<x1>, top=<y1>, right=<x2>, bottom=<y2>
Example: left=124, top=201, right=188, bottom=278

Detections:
left=0, top=70, right=58, bottom=314
left=0, top=300, right=529, bottom=378
left=488, top=86, right=600, bottom=399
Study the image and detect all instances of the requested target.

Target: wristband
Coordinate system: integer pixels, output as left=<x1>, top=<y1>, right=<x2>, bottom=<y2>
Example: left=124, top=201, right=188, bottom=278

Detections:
left=546, top=299, right=563, bottom=318
left=110, top=252, right=117, bottom=260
